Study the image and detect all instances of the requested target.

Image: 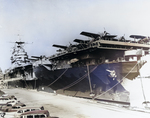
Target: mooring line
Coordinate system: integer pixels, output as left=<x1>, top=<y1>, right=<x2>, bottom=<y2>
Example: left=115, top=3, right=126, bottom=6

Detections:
left=58, top=66, right=98, bottom=90
left=47, top=68, right=68, bottom=87
left=93, top=62, right=139, bottom=100
left=87, top=65, right=93, bottom=93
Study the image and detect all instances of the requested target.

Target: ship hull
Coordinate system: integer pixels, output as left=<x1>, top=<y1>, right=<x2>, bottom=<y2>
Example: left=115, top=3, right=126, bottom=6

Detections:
left=4, top=64, right=37, bottom=90
left=33, top=61, right=140, bottom=102
left=4, top=64, right=34, bottom=79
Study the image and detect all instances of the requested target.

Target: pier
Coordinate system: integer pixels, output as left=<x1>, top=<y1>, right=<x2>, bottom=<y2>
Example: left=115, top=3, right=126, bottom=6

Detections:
left=1, top=88, right=150, bottom=118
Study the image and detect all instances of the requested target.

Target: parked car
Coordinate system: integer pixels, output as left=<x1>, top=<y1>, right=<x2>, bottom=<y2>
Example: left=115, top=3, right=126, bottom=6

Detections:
left=20, top=110, right=50, bottom=118
left=1, top=94, right=16, bottom=99
left=0, top=95, right=17, bottom=105
left=14, top=106, right=44, bottom=118
left=0, top=101, right=26, bottom=112
left=6, top=100, right=17, bottom=106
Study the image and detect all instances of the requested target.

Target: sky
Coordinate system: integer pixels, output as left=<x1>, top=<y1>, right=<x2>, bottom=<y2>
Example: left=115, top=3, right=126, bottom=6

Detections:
left=0, top=0, right=150, bottom=72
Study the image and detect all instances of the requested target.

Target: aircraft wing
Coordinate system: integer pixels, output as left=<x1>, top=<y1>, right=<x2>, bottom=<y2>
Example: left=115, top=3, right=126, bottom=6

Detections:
left=81, top=31, right=117, bottom=39
left=53, top=44, right=68, bottom=49
left=74, top=39, right=90, bottom=43
left=80, top=31, right=100, bottom=39
left=103, top=35, right=117, bottom=38
left=130, top=35, right=146, bottom=39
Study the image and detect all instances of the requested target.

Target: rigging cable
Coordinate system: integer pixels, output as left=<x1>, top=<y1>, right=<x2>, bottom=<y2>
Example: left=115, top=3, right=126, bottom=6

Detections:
left=93, top=62, right=139, bottom=100
left=24, top=78, right=29, bottom=89
left=34, top=78, right=36, bottom=89
left=87, top=65, right=93, bottom=93
left=47, top=68, right=68, bottom=87
left=58, top=66, right=98, bottom=90
left=139, top=73, right=147, bottom=106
